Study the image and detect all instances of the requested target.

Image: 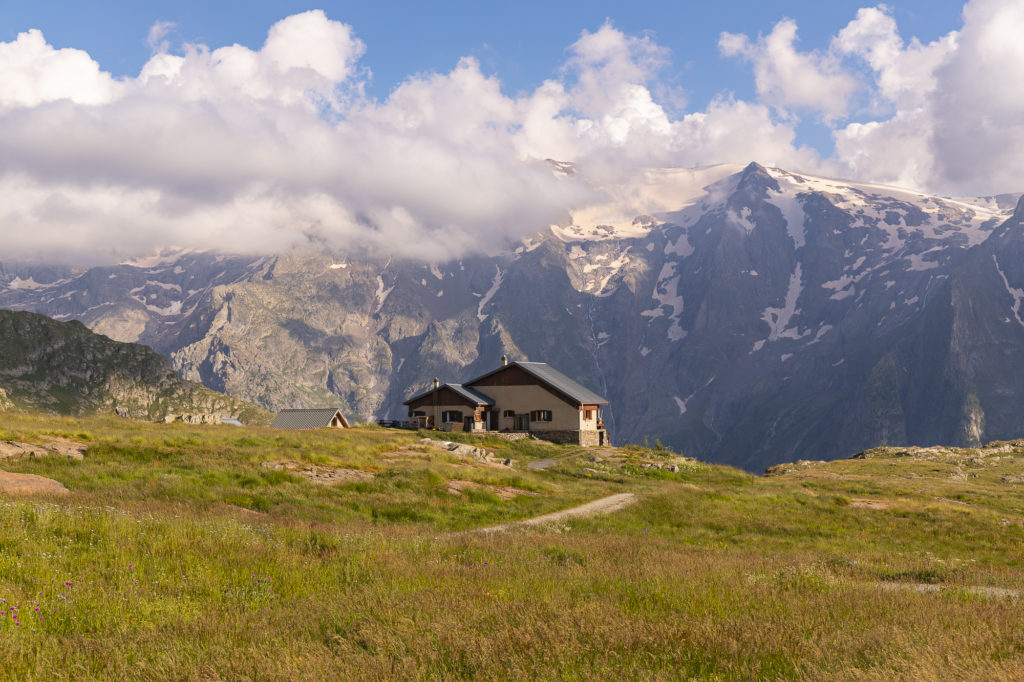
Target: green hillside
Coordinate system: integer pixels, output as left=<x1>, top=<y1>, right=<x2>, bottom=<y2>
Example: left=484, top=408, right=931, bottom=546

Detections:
left=0, top=413, right=1022, bottom=679
left=0, top=310, right=268, bottom=424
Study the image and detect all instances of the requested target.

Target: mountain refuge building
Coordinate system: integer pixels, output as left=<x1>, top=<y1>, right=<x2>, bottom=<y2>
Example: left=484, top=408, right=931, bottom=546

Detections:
left=270, top=408, right=350, bottom=430
left=403, top=358, right=609, bottom=446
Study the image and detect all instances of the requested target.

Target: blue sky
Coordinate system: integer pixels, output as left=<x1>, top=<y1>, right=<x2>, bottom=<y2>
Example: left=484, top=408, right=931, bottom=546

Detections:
left=0, top=1, right=1021, bottom=262
left=0, top=1, right=966, bottom=119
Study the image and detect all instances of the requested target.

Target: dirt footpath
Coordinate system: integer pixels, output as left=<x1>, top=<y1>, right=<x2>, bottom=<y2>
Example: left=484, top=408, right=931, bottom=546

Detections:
left=464, top=492, right=637, bottom=535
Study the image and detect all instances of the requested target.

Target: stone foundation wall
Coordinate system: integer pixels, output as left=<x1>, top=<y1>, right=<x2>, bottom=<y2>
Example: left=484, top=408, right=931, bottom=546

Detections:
left=529, top=429, right=609, bottom=446
left=486, top=432, right=533, bottom=442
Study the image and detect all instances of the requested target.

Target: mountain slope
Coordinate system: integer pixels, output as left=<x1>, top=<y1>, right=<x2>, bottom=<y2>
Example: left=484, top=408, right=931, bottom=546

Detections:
left=1, top=163, right=1020, bottom=470
left=0, top=310, right=268, bottom=424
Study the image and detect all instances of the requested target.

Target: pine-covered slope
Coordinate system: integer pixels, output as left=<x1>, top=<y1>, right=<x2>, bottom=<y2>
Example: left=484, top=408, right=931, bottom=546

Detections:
left=2, top=163, right=1022, bottom=470
left=0, top=310, right=268, bottom=424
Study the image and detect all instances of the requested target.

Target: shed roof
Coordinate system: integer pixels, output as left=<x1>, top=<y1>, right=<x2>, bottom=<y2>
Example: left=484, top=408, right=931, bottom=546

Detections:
left=403, top=383, right=494, bottom=406
left=468, top=361, right=608, bottom=406
left=270, top=408, right=350, bottom=429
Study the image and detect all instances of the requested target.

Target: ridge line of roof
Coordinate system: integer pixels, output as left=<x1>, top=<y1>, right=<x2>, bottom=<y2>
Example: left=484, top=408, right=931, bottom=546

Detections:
left=276, top=408, right=344, bottom=412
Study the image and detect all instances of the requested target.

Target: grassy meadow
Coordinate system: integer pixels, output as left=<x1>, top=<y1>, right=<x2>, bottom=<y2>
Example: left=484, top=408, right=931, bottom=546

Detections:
left=0, top=413, right=1023, bottom=679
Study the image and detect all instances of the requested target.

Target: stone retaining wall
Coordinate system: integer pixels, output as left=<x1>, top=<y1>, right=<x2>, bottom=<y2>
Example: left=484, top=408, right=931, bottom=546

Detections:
left=486, top=432, right=533, bottom=442
left=529, top=429, right=609, bottom=446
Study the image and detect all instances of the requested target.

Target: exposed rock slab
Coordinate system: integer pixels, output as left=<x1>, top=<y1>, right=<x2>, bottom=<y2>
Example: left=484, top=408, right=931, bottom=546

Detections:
left=260, top=460, right=374, bottom=485
left=851, top=441, right=1024, bottom=463
left=0, top=386, right=13, bottom=411
left=0, top=471, right=69, bottom=496
left=0, top=437, right=87, bottom=461
left=417, top=438, right=513, bottom=467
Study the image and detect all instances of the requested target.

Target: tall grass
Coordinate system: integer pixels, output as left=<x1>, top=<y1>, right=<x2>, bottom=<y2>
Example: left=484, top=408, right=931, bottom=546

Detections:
left=0, top=412, right=1023, bottom=678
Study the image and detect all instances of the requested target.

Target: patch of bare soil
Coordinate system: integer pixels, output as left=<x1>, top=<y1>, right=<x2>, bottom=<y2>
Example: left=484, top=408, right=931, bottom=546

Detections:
left=0, top=437, right=87, bottom=461
left=260, top=461, right=374, bottom=485
left=446, top=479, right=537, bottom=500
left=0, top=471, right=69, bottom=496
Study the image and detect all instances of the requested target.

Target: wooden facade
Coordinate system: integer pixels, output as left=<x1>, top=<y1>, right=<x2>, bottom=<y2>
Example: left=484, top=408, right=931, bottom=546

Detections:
left=403, top=361, right=609, bottom=445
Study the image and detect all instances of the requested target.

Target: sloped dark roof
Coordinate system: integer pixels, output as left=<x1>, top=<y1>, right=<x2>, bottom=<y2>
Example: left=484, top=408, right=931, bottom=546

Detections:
left=513, top=362, right=608, bottom=405
left=403, top=383, right=494, bottom=406
left=447, top=383, right=495, bottom=405
left=270, top=408, right=350, bottom=429
left=466, top=361, right=608, bottom=406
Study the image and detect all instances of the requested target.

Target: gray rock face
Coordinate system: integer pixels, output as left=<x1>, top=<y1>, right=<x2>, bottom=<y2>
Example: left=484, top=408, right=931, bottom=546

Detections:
left=0, top=309, right=268, bottom=424
left=2, top=163, right=1022, bottom=471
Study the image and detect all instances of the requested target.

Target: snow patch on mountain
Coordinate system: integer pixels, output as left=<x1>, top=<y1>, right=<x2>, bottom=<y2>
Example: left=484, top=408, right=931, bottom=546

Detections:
left=7, top=276, right=50, bottom=290
left=727, top=206, right=757, bottom=235
left=130, top=281, right=182, bottom=294
left=766, top=183, right=807, bottom=248
left=766, top=168, right=1007, bottom=249
left=477, top=265, right=504, bottom=322
left=754, top=264, right=810, bottom=351
left=144, top=301, right=183, bottom=316
left=555, top=164, right=743, bottom=241
left=121, top=249, right=193, bottom=268
left=905, top=253, right=940, bottom=271
left=641, top=262, right=686, bottom=341
left=673, top=375, right=716, bottom=415
left=566, top=245, right=633, bottom=297
left=664, top=233, right=694, bottom=257
left=992, top=255, right=1024, bottom=328
left=374, top=275, right=394, bottom=315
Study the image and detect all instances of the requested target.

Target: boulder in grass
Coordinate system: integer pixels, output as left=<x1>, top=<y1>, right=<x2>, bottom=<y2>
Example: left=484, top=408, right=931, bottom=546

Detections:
left=0, top=471, right=69, bottom=496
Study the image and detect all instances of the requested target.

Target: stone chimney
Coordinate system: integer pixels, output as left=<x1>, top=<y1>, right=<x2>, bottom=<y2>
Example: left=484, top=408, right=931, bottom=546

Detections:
left=433, top=377, right=440, bottom=389
left=501, top=354, right=508, bottom=366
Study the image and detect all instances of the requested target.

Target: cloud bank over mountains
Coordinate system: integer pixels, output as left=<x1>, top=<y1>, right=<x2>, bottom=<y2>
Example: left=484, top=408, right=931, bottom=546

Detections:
left=0, top=2, right=1021, bottom=263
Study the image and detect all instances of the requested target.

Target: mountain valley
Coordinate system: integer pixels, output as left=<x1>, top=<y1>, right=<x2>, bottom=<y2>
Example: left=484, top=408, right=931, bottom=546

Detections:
left=3, top=162, right=1022, bottom=471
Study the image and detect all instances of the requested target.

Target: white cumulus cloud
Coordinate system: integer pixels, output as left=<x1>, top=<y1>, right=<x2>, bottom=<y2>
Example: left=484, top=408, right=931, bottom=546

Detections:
left=0, top=29, right=122, bottom=109
left=0, top=13, right=823, bottom=264
left=720, top=19, right=858, bottom=120
left=723, top=0, right=1024, bottom=196
left=0, top=3, right=1022, bottom=264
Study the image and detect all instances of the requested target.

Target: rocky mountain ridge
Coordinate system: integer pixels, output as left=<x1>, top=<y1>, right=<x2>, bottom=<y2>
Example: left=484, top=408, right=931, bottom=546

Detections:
left=2, top=162, right=1022, bottom=471
left=0, top=309, right=268, bottom=424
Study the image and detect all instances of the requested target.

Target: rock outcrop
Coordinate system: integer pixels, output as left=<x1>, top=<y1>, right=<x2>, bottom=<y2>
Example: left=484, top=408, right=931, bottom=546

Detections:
left=0, top=471, right=69, bottom=496
left=0, top=437, right=87, bottom=461
left=0, top=310, right=269, bottom=424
